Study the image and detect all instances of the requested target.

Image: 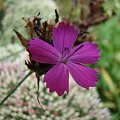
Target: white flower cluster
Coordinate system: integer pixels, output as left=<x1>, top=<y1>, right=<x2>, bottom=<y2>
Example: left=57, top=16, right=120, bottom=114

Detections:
left=0, top=44, right=111, bottom=120
left=0, top=0, right=57, bottom=45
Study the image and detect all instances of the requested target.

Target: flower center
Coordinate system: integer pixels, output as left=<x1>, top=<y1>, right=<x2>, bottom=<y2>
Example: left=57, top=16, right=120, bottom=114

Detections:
left=61, top=47, right=70, bottom=63
left=60, top=44, right=84, bottom=64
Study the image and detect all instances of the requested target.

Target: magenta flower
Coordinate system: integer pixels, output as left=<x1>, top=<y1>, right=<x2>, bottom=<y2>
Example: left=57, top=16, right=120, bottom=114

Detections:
left=27, top=22, right=100, bottom=96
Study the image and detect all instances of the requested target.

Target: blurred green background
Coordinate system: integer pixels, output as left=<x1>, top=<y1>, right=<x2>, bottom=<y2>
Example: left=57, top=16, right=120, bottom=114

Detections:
left=0, top=0, right=120, bottom=120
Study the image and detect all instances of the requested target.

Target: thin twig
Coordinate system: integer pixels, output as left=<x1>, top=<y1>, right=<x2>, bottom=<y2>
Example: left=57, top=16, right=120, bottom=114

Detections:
left=55, top=9, right=59, bottom=23
left=36, top=76, right=49, bottom=117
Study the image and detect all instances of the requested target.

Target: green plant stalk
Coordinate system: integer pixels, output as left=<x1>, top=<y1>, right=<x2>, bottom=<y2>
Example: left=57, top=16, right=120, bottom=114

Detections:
left=0, top=71, right=33, bottom=106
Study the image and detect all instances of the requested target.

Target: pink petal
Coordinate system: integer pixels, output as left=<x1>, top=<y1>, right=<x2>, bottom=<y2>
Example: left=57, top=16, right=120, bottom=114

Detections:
left=52, top=22, right=78, bottom=53
left=27, top=38, right=61, bottom=64
left=44, top=63, right=69, bottom=96
left=67, top=63, right=98, bottom=89
left=68, top=42, right=100, bottom=64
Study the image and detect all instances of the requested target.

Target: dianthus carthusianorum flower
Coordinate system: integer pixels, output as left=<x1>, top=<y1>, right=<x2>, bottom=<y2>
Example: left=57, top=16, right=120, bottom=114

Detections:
left=28, top=22, right=100, bottom=96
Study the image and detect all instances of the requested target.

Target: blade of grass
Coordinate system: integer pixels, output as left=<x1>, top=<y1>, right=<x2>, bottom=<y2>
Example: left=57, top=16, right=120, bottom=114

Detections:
left=101, top=67, right=117, bottom=95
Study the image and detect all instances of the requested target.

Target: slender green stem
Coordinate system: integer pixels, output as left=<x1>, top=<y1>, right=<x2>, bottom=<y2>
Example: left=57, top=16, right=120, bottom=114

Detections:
left=0, top=71, right=33, bottom=106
